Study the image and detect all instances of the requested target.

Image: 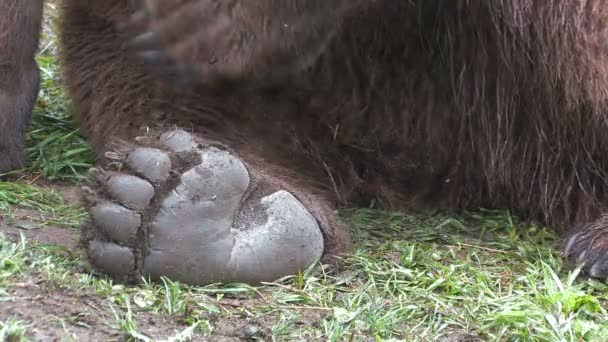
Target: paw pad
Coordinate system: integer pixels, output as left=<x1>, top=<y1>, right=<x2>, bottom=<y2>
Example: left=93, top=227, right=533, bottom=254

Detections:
left=83, top=129, right=324, bottom=285
left=126, top=147, right=172, bottom=183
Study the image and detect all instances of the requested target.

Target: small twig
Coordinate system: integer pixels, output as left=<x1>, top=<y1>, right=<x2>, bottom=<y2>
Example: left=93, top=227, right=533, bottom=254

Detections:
left=85, top=301, right=103, bottom=313
left=322, top=160, right=343, bottom=203
left=251, top=287, right=267, bottom=302
left=260, top=282, right=309, bottom=297
left=28, top=173, right=43, bottom=184
left=446, top=242, right=509, bottom=254
left=276, top=305, right=332, bottom=311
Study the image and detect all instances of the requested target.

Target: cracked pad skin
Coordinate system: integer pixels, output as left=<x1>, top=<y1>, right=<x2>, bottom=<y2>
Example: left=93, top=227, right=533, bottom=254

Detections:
left=84, top=130, right=324, bottom=285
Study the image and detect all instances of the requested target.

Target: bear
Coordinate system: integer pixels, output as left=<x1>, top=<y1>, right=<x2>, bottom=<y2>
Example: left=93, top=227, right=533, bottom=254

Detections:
left=5, top=0, right=608, bottom=285
left=0, top=0, right=42, bottom=173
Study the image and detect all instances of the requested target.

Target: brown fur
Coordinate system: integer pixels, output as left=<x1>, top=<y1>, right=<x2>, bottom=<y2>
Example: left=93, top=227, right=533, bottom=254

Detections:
left=126, top=0, right=360, bottom=87
left=56, top=0, right=608, bottom=265
left=0, top=0, right=42, bottom=173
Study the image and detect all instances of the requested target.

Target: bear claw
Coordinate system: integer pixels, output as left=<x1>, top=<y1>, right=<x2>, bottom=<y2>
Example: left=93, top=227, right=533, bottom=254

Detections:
left=84, top=129, right=324, bottom=285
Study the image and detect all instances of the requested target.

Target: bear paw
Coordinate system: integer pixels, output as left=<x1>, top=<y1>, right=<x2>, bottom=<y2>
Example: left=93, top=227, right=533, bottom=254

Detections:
left=564, top=221, right=608, bottom=282
left=82, top=129, right=324, bottom=285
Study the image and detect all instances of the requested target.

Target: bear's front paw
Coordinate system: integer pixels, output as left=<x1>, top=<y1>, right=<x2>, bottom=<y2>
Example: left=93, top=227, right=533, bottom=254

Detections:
left=564, top=218, right=608, bottom=281
left=82, top=129, right=324, bottom=285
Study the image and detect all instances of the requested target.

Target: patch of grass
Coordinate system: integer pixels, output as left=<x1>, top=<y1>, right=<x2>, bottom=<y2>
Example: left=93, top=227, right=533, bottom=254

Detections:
left=0, top=234, right=83, bottom=290
left=0, top=317, right=29, bottom=342
left=0, top=236, right=27, bottom=293
left=110, top=295, right=154, bottom=342
left=23, top=43, right=93, bottom=182
left=3, top=209, right=608, bottom=341
left=0, top=182, right=85, bottom=228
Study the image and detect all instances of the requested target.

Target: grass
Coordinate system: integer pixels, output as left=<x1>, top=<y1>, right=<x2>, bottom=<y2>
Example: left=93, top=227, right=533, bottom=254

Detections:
left=0, top=317, right=29, bottom=342
left=2, top=211, right=608, bottom=340
left=24, top=51, right=93, bottom=182
left=1, top=7, right=608, bottom=342
left=0, top=182, right=85, bottom=229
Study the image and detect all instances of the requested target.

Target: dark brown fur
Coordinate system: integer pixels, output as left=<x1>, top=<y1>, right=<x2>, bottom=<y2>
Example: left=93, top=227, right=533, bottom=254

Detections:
left=53, top=0, right=608, bottom=273
left=0, top=0, right=42, bottom=173
left=126, top=0, right=360, bottom=87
